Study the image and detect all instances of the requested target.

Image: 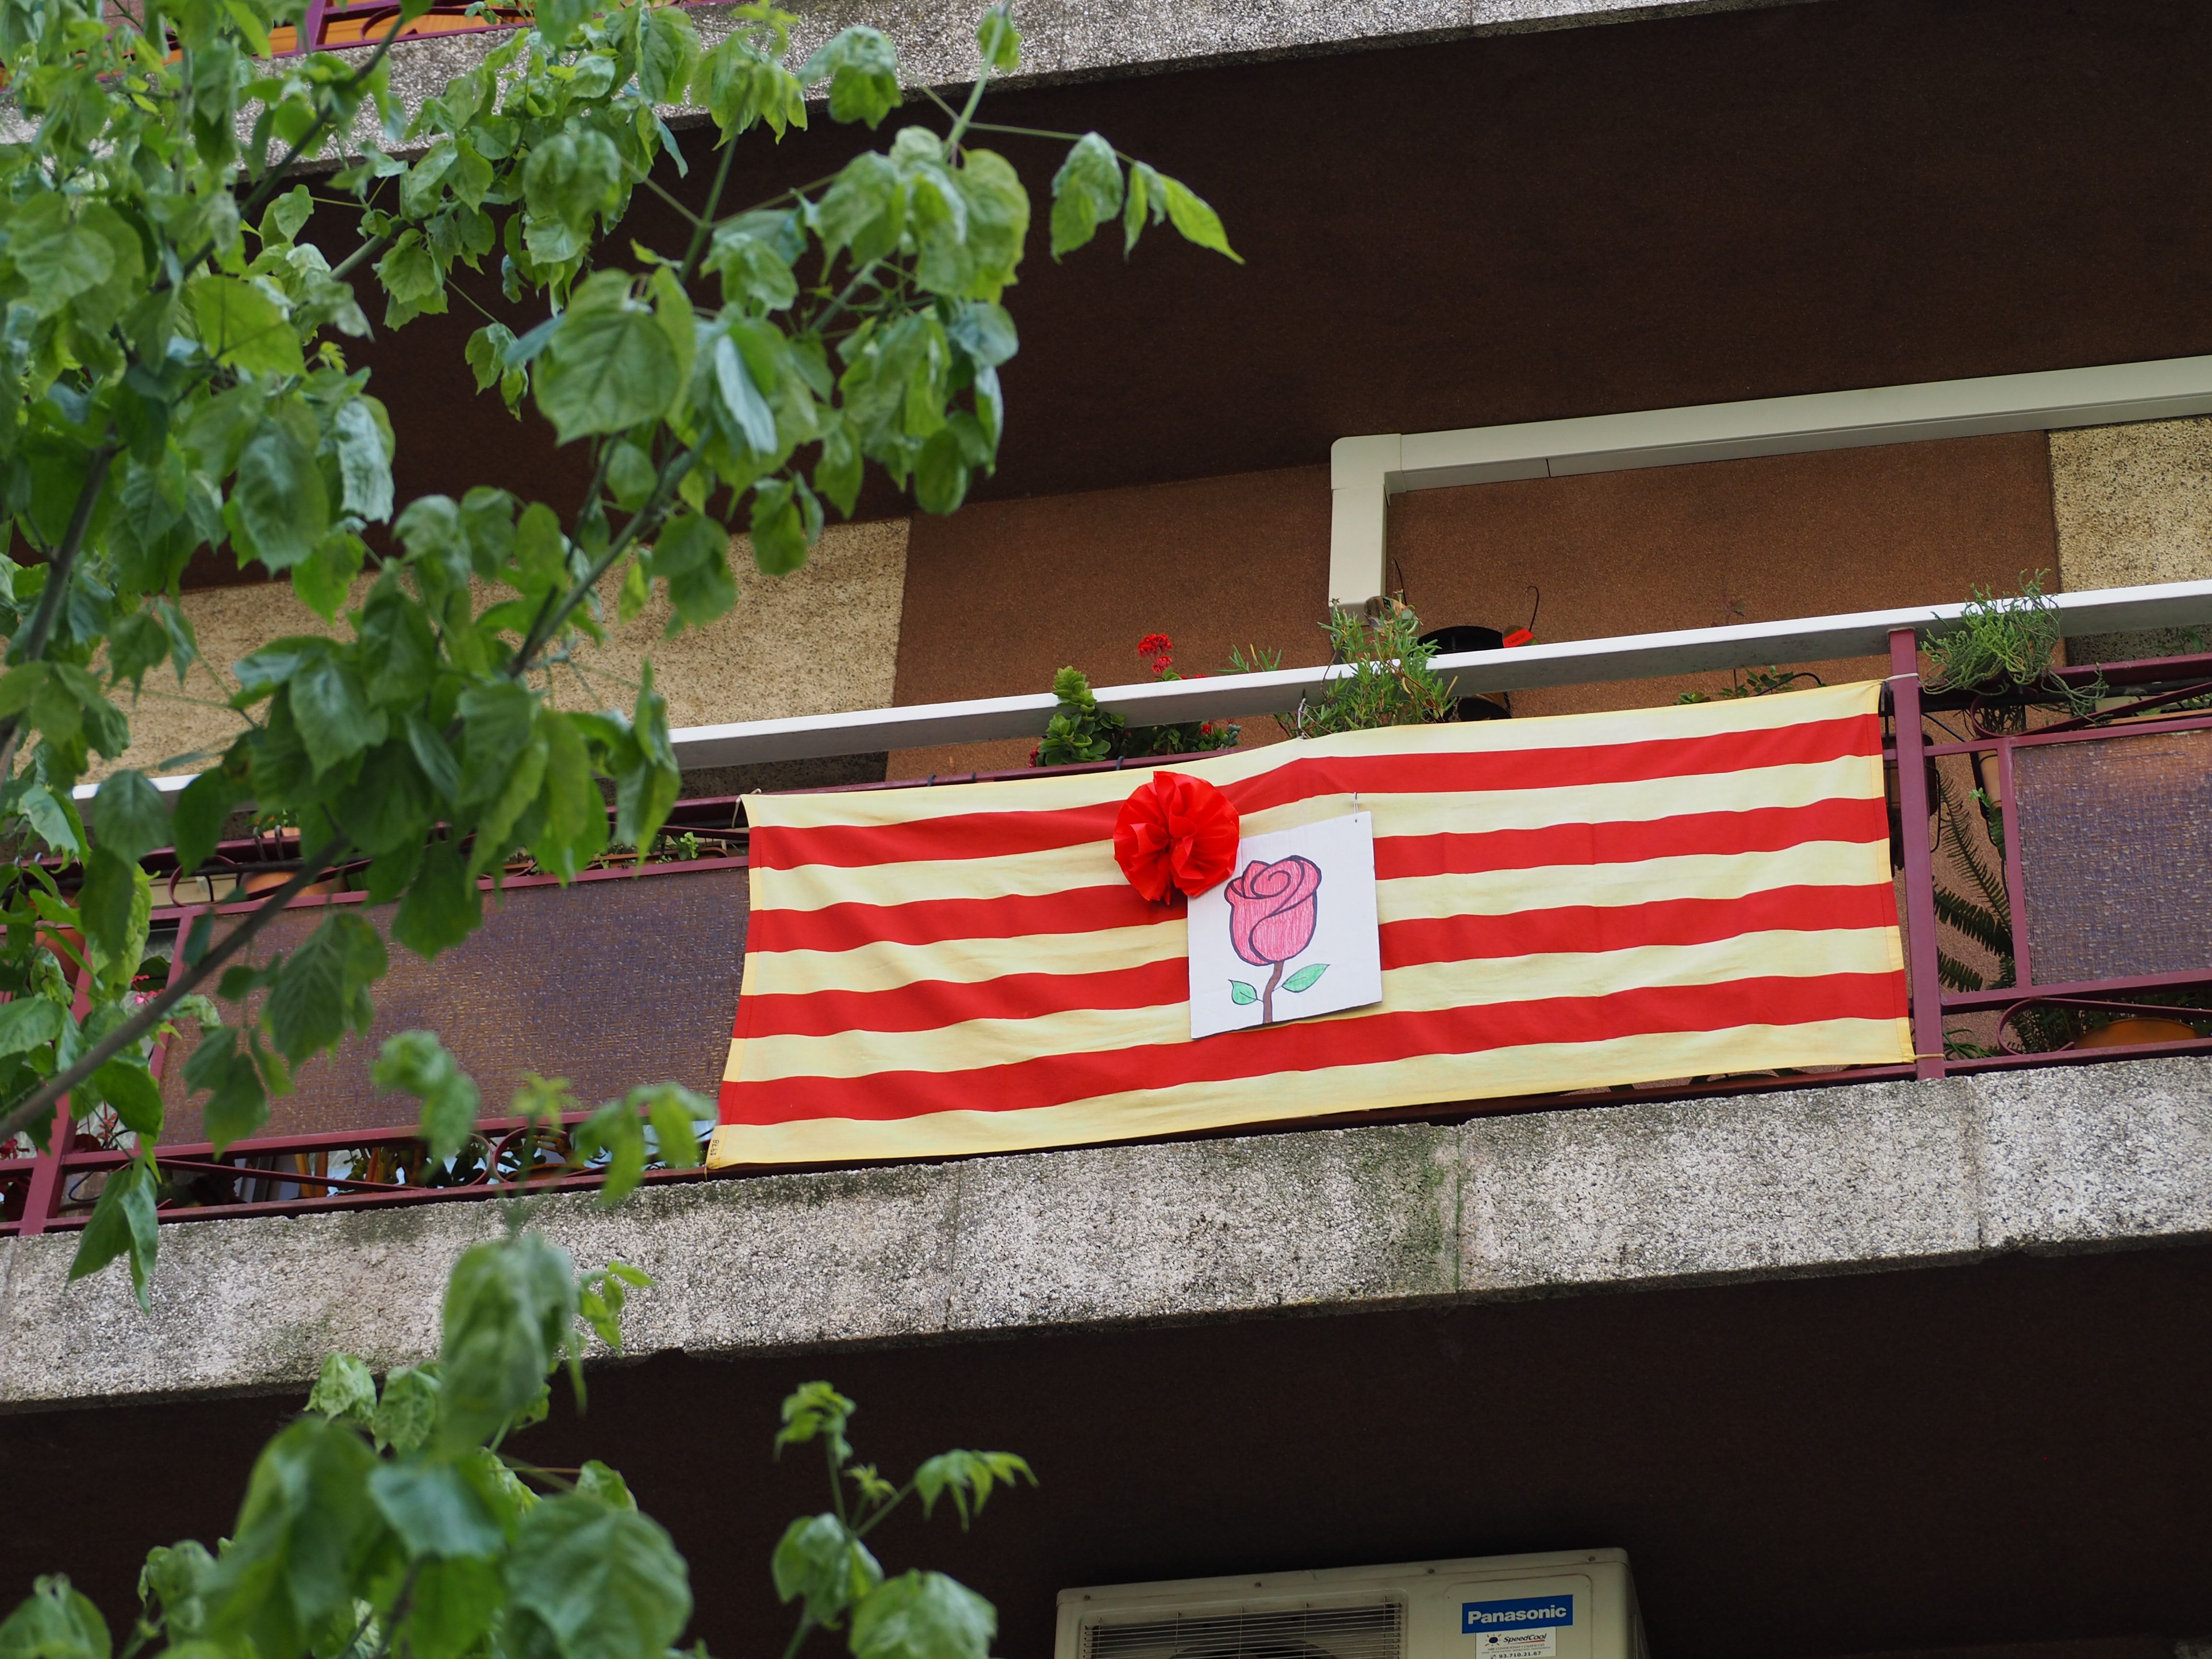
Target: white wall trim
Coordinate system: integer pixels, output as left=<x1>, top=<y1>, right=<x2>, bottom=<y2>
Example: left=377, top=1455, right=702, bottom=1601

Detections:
left=1326, top=355, right=2212, bottom=606
left=651, top=577, right=2212, bottom=771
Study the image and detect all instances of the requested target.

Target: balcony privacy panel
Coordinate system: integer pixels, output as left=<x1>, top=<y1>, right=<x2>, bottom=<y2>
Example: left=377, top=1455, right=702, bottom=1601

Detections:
left=157, top=863, right=749, bottom=1143
left=2016, top=728, right=2212, bottom=984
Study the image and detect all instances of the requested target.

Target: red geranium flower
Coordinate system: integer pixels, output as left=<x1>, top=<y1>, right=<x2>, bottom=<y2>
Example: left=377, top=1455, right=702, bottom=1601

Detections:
left=1113, top=772, right=1238, bottom=902
left=1136, top=633, right=1174, bottom=658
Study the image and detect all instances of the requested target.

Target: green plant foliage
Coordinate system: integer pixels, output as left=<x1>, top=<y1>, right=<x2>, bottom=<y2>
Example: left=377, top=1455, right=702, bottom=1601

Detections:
left=1034, top=667, right=1126, bottom=766
left=5, top=1172, right=1035, bottom=1659
left=1676, top=666, right=1822, bottom=705
left=1923, top=571, right=2104, bottom=721
left=0, top=0, right=1236, bottom=1291
left=1289, top=600, right=1458, bottom=737
left=1029, top=635, right=1243, bottom=768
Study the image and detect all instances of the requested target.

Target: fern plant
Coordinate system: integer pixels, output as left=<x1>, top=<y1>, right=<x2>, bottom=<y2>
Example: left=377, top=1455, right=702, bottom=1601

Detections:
left=1929, top=766, right=2068, bottom=1052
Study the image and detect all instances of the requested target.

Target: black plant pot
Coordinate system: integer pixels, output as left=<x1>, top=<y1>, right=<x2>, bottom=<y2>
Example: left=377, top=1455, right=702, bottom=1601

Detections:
left=1419, top=625, right=1512, bottom=721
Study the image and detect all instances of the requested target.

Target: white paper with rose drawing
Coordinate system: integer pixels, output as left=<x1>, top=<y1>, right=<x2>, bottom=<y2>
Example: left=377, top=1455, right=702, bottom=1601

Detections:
left=1188, top=812, right=1383, bottom=1039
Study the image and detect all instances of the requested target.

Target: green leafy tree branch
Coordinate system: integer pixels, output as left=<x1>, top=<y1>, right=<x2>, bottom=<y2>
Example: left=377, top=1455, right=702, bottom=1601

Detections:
left=0, top=0, right=1237, bottom=1298
left=1, top=1107, right=1031, bottom=1659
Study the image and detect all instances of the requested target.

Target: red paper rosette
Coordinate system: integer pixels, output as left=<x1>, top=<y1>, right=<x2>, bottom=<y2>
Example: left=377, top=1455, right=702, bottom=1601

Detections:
left=1113, top=772, right=1240, bottom=902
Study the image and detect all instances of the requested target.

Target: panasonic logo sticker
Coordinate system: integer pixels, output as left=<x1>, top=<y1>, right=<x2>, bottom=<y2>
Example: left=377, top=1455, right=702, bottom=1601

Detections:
left=1462, top=1597, right=1575, bottom=1635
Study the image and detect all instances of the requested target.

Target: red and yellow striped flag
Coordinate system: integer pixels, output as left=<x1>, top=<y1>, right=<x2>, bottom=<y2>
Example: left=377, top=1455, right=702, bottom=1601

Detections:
left=708, top=681, right=1911, bottom=1166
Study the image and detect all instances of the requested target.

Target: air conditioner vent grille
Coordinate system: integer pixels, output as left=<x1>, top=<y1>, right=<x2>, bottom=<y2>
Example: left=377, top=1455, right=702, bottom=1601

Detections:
left=1082, top=1601, right=1404, bottom=1659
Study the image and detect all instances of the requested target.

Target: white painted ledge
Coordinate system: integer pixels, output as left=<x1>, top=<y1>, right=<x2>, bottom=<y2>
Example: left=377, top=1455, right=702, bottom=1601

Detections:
left=1327, top=355, right=2212, bottom=605
left=661, top=577, right=2212, bottom=769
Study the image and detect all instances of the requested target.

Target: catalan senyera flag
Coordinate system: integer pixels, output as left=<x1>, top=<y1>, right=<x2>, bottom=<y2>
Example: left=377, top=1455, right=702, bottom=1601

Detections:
left=707, top=680, right=1911, bottom=1167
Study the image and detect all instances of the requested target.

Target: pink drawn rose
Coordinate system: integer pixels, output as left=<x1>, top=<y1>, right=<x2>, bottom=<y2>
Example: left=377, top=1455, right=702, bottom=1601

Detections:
left=1225, top=856, right=1322, bottom=968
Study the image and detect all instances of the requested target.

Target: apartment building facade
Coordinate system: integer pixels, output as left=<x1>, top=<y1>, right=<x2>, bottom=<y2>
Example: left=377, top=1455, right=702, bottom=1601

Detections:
left=5, top=2, right=2212, bottom=1658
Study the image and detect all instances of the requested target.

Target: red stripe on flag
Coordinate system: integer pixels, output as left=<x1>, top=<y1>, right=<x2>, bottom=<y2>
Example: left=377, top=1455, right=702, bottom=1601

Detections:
left=737, top=883, right=1901, bottom=1039
left=746, top=884, right=1179, bottom=956
left=1376, top=798, right=1884, bottom=879
left=750, top=715, right=1881, bottom=870
left=721, top=971, right=1909, bottom=1124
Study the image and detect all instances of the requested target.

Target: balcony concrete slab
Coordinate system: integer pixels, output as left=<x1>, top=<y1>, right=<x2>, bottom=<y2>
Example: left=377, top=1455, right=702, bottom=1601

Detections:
left=360, top=0, right=1815, bottom=141
left=3, top=1055, right=2208, bottom=1412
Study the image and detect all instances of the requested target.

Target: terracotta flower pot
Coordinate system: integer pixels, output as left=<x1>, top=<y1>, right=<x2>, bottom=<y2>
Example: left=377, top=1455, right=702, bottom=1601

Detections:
left=2068, top=1016, right=2201, bottom=1050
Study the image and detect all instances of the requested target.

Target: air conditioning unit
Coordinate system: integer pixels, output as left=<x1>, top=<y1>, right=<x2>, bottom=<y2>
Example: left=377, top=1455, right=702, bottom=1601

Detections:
left=1054, top=1550, right=1647, bottom=1659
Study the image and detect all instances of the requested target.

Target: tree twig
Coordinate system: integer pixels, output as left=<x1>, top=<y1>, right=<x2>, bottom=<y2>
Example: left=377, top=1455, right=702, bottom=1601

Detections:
left=0, top=440, right=119, bottom=782
left=0, top=837, right=354, bottom=1151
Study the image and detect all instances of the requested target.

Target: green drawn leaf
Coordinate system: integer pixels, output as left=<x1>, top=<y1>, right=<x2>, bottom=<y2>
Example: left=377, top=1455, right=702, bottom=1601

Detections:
left=1282, top=962, right=1329, bottom=993
left=1227, top=980, right=1257, bottom=1006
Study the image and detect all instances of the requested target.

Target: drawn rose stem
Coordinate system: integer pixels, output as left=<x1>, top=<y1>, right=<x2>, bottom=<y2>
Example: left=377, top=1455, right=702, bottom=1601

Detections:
left=1262, top=959, right=1285, bottom=1026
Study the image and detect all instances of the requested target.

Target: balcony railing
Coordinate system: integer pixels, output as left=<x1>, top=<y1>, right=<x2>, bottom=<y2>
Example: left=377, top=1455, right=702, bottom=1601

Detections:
left=8, top=582, right=2212, bottom=1236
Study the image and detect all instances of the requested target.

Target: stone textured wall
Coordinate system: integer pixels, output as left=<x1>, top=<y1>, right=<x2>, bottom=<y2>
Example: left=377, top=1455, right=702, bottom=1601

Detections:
left=2050, top=417, right=2212, bottom=659
left=96, top=520, right=909, bottom=783
left=5, top=1055, right=2209, bottom=1410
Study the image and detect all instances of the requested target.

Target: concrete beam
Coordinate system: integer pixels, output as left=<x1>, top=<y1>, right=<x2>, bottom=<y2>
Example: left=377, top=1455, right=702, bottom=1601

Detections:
left=356, top=0, right=1815, bottom=128
left=3, top=1056, right=2209, bottom=1410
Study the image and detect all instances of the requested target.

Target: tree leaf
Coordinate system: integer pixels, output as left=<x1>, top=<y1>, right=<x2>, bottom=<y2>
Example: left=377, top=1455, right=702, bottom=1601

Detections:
left=770, top=1514, right=880, bottom=1627
left=67, top=1157, right=159, bottom=1310
left=332, top=397, right=394, bottom=521
left=505, top=1497, right=691, bottom=1659
left=637, top=1082, right=708, bottom=1171
left=11, top=195, right=115, bottom=316
left=189, top=276, right=304, bottom=374
left=646, top=512, right=735, bottom=628
left=535, top=300, right=680, bottom=443
left=1227, top=980, right=1257, bottom=1006
left=0, top=997, right=63, bottom=1058
left=710, top=332, right=777, bottom=455
left=184, top=1025, right=271, bottom=1155
left=400, top=1558, right=500, bottom=1659
left=172, top=768, right=247, bottom=874
left=1159, top=173, right=1241, bottom=263
left=287, top=655, right=385, bottom=776
left=528, top=710, right=607, bottom=883
left=570, top=1097, right=644, bottom=1206
left=236, top=418, right=330, bottom=570
left=798, top=26, right=900, bottom=127
left=373, top=1030, right=481, bottom=1162
left=393, top=838, right=483, bottom=962
left=0, top=1576, right=110, bottom=1659
left=976, top=6, right=1019, bottom=71
left=264, top=911, right=387, bottom=1064
left=1048, top=132, right=1123, bottom=258
left=849, top=1572, right=994, bottom=1659
left=305, top=1353, right=378, bottom=1423
left=93, top=770, right=171, bottom=863
left=369, top=1462, right=505, bottom=1559
left=913, top=1449, right=1034, bottom=1526
left=94, top=1057, right=162, bottom=1138
left=201, top=1417, right=386, bottom=1659
left=78, top=847, right=151, bottom=1000
left=438, top=1232, right=577, bottom=1451
left=1282, top=962, right=1329, bottom=993
left=370, top=1365, right=441, bottom=1455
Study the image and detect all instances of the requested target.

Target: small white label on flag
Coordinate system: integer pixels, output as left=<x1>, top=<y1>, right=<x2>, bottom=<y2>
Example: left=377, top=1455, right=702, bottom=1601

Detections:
left=1187, top=812, right=1382, bottom=1039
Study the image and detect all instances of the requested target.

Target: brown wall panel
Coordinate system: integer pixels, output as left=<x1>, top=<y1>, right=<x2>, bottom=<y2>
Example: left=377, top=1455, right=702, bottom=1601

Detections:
left=313, top=0, right=2212, bottom=531
left=1387, top=432, right=2063, bottom=715
left=889, top=468, right=1333, bottom=777
left=155, top=864, right=749, bottom=1144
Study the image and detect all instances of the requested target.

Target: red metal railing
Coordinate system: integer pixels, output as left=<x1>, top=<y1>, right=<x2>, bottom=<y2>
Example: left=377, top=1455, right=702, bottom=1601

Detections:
left=1886, top=628, right=2212, bottom=1078
left=5, top=646, right=2209, bottom=1238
